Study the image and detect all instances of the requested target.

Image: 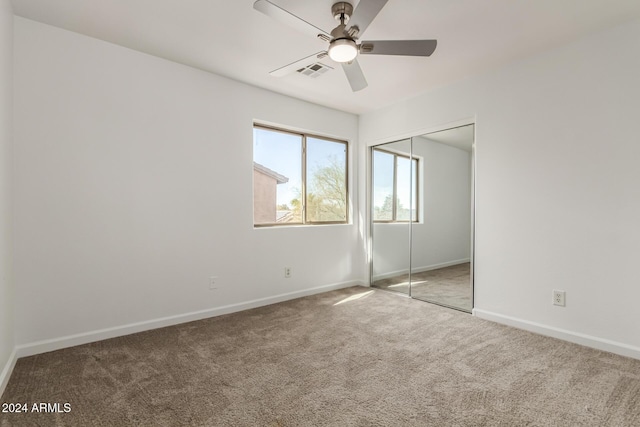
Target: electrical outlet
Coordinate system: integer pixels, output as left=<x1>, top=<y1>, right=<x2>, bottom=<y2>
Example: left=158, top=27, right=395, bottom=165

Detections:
left=284, top=267, right=291, bottom=278
left=209, top=276, right=218, bottom=290
left=553, top=290, right=565, bottom=307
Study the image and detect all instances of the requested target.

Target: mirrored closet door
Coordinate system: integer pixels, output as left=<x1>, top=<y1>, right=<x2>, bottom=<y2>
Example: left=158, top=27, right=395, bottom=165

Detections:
left=370, top=125, right=475, bottom=312
left=371, top=139, right=413, bottom=296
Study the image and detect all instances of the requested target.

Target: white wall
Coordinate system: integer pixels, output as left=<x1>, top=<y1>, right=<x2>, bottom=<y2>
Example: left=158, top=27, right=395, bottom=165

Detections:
left=13, top=17, right=361, bottom=350
left=0, top=0, right=15, bottom=393
left=372, top=137, right=471, bottom=279
left=371, top=224, right=411, bottom=279
left=361, top=19, right=640, bottom=357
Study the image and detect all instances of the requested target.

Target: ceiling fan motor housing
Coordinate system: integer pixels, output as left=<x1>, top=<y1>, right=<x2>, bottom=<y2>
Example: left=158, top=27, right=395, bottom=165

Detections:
left=330, top=23, right=349, bottom=40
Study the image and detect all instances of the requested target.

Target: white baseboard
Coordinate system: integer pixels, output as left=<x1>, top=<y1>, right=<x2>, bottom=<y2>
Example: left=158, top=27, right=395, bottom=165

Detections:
left=473, top=308, right=640, bottom=360
left=0, top=347, right=18, bottom=397
left=16, top=280, right=362, bottom=358
left=373, top=258, right=470, bottom=282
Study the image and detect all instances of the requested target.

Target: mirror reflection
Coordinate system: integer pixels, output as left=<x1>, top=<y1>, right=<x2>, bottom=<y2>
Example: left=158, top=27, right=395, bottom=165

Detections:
left=371, top=139, right=412, bottom=296
left=371, top=125, right=474, bottom=312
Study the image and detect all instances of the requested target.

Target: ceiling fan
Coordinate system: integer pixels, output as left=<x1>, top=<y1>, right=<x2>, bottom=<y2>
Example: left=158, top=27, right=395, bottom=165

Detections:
left=253, top=0, right=437, bottom=92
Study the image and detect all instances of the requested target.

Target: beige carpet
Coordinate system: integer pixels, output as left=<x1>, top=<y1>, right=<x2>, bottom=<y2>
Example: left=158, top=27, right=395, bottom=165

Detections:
left=1, top=287, right=639, bottom=426
left=373, top=263, right=472, bottom=312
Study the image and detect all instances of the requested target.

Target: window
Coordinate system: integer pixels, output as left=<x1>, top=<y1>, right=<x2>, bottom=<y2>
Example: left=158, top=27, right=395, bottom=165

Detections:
left=372, top=148, right=418, bottom=222
left=253, top=125, right=348, bottom=226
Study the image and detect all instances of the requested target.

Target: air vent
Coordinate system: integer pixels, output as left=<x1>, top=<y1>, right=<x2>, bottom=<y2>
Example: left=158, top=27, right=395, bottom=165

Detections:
left=296, top=62, right=333, bottom=78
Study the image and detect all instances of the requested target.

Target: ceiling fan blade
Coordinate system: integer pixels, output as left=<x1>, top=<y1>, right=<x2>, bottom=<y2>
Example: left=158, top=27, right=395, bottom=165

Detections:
left=253, top=0, right=330, bottom=41
left=341, top=59, right=368, bottom=92
left=359, top=40, right=437, bottom=56
left=346, top=0, right=388, bottom=37
left=270, top=51, right=331, bottom=77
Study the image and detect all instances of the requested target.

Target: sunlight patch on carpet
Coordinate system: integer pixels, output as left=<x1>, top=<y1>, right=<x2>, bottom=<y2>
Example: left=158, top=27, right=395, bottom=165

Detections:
left=333, top=290, right=374, bottom=305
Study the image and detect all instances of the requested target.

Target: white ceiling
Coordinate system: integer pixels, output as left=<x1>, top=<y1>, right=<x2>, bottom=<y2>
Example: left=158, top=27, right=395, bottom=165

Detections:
left=11, top=0, right=640, bottom=114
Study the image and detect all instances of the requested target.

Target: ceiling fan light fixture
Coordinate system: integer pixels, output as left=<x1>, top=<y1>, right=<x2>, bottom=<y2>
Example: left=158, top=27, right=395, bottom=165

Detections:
left=328, top=38, right=358, bottom=63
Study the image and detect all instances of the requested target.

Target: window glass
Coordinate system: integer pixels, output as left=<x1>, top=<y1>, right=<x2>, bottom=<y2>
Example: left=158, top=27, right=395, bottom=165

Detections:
left=411, top=158, right=418, bottom=222
left=253, top=126, right=348, bottom=226
left=373, top=148, right=418, bottom=222
left=253, top=127, right=302, bottom=225
left=306, top=137, right=347, bottom=223
left=373, top=150, right=394, bottom=221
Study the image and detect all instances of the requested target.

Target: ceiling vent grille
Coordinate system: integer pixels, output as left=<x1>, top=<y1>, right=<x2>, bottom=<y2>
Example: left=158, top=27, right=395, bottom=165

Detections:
left=296, top=62, right=333, bottom=78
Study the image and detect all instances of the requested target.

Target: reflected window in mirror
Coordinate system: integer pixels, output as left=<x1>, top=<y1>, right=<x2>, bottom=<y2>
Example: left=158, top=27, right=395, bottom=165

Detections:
left=372, top=148, right=418, bottom=222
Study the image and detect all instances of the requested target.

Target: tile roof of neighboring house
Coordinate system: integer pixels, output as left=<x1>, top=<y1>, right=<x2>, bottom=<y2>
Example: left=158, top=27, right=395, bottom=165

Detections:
left=276, top=210, right=294, bottom=223
left=253, top=162, right=289, bottom=184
